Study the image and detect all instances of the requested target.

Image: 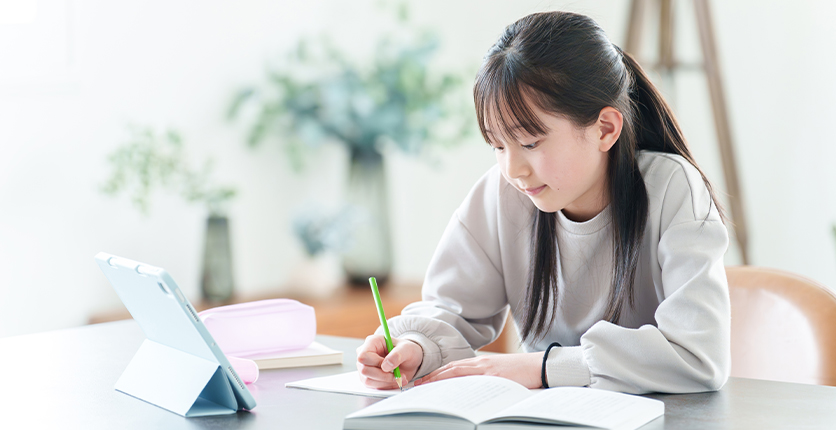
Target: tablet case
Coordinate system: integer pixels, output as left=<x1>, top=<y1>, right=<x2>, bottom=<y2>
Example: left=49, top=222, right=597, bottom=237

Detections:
left=95, top=252, right=257, bottom=417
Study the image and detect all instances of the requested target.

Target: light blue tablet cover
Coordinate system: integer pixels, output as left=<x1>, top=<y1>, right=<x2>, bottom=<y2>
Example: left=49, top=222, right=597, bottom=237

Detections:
left=95, top=252, right=256, bottom=417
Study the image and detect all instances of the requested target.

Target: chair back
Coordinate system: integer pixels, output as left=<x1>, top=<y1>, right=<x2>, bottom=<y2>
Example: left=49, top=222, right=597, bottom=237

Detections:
left=727, top=266, right=836, bottom=386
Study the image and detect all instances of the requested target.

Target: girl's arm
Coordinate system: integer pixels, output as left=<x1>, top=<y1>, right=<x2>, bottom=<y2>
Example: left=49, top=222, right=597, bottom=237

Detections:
left=546, top=161, right=731, bottom=394
left=381, top=167, right=512, bottom=379
left=553, top=219, right=730, bottom=393
left=384, top=213, right=511, bottom=378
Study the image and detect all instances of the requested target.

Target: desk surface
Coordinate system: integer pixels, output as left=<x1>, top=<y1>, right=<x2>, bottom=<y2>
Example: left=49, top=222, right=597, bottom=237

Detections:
left=2, top=321, right=835, bottom=429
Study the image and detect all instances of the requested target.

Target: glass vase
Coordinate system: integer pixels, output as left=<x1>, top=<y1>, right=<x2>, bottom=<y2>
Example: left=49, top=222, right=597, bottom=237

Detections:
left=342, top=149, right=393, bottom=285
left=201, top=215, right=235, bottom=302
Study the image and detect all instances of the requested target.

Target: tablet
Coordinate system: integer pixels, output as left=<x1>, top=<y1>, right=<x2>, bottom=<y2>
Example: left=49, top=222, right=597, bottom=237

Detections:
left=95, top=252, right=256, bottom=416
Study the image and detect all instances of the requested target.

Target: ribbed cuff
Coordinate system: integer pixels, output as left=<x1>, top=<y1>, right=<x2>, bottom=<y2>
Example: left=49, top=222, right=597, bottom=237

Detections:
left=545, top=346, right=592, bottom=388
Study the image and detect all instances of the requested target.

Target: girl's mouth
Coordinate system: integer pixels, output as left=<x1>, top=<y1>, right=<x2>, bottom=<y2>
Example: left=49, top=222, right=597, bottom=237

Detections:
left=523, top=185, right=546, bottom=196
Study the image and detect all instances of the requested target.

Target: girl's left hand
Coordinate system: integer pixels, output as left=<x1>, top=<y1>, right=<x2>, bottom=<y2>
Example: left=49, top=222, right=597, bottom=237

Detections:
left=414, top=352, right=545, bottom=389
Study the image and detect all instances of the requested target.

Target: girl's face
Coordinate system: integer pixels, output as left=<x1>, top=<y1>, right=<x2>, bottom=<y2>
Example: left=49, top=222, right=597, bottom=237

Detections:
left=486, top=103, right=620, bottom=222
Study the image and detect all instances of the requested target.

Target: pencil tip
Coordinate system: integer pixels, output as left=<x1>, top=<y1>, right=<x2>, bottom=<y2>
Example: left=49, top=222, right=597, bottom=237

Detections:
left=396, top=378, right=403, bottom=391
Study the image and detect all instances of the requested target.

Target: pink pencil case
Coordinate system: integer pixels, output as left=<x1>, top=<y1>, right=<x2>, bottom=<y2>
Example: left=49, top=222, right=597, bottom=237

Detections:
left=199, top=299, right=316, bottom=357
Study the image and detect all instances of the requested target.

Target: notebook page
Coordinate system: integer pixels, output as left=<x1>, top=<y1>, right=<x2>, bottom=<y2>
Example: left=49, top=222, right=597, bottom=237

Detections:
left=487, top=386, right=663, bottom=429
left=286, top=371, right=406, bottom=398
left=347, top=375, right=532, bottom=424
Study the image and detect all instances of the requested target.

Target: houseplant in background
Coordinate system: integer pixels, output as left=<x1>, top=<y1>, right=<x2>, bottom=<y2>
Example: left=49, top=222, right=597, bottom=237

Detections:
left=228, top=4, right=473, bottom=284
left=102, top=126, right=238, bottom=302
left=285, top=204, right=358, bottom=296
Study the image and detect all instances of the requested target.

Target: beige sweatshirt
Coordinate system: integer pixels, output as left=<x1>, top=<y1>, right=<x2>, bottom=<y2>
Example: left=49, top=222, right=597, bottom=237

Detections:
left=385, top=151, right=731, bottom=394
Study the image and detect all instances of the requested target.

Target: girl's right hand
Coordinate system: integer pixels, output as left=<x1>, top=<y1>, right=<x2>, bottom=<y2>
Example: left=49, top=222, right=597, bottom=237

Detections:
left=356, top=335, right=423, bottom=389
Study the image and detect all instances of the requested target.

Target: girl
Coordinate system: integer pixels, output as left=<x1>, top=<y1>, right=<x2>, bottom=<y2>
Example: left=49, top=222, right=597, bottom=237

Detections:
left=357, top=10, right=730, bottom=394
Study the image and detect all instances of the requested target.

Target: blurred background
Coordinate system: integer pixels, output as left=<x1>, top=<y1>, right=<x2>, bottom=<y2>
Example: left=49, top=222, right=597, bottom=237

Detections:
left=2, top=0, right=835, bottom=338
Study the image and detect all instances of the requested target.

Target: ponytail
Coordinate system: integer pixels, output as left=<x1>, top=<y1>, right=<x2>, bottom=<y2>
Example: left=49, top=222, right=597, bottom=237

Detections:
left=618, top=46, right=725, bottom=221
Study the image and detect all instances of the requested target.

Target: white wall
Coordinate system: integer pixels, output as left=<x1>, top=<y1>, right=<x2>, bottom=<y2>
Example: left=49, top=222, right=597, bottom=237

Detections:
left=1, top=0, right=834, bottom=337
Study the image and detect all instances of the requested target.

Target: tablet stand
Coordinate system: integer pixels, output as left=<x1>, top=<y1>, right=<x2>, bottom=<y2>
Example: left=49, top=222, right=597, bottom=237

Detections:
left=115, top=339, right=239, bottom=417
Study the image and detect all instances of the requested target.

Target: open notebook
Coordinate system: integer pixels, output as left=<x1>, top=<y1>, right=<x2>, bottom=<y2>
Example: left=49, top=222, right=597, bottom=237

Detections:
left=343, top=375, right=664, bottom=430
left=286, top=371, right=412, bottom=398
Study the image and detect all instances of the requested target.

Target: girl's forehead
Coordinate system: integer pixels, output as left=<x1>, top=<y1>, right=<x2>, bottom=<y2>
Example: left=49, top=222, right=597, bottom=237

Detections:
left=476, top=77, right=552, bottom=141
left=484, top=101, right=531, bottom=129
left=482, top=100, right=555, bottom=139
left=483, top=121, right=529, bottom=142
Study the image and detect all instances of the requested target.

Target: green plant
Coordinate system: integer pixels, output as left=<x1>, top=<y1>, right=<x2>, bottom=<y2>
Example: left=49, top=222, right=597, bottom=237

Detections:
left=102, top=126, right=236, bottom=216
left=292, top=204, right=358, bottom=257
left=228, top=5, right=474, bottom=170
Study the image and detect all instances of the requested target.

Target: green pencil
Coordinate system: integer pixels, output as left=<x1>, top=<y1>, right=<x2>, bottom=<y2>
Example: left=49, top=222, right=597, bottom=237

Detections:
left=369, top=276, right=403, bottom=391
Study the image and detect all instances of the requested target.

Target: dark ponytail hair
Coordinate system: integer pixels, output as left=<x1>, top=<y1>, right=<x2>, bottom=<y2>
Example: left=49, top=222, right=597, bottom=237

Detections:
left=474, top=11, right=723, bottom=342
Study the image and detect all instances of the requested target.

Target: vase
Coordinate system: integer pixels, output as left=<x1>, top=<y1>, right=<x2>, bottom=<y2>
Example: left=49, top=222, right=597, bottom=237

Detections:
left=342, top=149, right=393, bottom=285
left=201, top=215, right=235, bottom=302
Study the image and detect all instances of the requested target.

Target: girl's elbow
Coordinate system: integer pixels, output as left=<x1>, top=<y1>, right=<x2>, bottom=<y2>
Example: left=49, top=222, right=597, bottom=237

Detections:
left=704, top=371, right=729, bottom=391
left=660, top=365, right=727, bottom=394
left=701, top=354, right=731, bottom=392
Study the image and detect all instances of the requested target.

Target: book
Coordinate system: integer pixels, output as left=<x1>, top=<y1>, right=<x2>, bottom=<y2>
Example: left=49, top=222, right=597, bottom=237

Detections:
left=343, top=375, right=664, bottom=430
left=243, top=341, right=343, bottom=370
left=286, top=371, right=413, bottom=398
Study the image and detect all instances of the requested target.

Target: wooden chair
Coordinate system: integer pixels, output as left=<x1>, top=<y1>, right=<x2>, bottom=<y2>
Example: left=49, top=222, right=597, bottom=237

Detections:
left=727, top=266, right=836, bottom=386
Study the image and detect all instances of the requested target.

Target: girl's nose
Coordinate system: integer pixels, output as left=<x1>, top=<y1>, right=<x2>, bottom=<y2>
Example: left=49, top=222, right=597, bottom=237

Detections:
left=504, top=149, right=530, bottom=179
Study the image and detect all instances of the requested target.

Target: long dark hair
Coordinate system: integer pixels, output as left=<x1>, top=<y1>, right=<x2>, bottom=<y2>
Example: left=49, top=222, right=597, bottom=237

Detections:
left=474, top=11, right=723, bottom=342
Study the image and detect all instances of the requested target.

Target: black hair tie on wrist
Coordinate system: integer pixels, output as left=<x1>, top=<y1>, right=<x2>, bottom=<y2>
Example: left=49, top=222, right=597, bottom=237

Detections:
left=541, top=342, right=562, bottom=389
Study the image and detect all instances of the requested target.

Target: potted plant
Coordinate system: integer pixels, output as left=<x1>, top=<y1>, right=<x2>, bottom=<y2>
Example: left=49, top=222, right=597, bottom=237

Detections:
left=101, top=126, right=237, bottom=302
left=284, top=204, right=358, bottom=295
left=228, top=6, right=473, bottom=284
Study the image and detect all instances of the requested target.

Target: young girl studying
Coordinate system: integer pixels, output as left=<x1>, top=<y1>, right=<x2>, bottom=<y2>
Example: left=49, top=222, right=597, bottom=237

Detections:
left=357, top=10, right=730, bottom=394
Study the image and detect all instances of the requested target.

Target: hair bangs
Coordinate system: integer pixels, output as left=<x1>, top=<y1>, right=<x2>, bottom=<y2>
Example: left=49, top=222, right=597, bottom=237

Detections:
left=475, top=57, right=549, bottom=145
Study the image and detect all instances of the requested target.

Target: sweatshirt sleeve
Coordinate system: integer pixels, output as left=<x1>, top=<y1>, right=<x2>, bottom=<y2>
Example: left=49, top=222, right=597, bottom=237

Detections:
left=545, top=159, right=732, bottom=394
left=381, top=170, right=511, bottom=378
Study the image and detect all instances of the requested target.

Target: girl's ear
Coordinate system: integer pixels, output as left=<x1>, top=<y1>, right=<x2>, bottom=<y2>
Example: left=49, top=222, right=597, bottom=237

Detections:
left=595, top=107, right=623, bottom=152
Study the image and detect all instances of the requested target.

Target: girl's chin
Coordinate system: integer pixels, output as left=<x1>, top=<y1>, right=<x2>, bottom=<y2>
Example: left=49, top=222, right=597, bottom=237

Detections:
left=528, top=197, right=561, bottom=214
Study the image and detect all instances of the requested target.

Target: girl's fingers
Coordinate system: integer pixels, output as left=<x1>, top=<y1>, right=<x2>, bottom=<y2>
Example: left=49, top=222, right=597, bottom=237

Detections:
left=356, top=337, right=404, bottom=388
left=415, top=362, right=479, bottom=385
left=356, top=335, right=421, bottom=389
left=357, top=362, right=398, bottom=381
left=361, top=377, right=400, bottom=390
left=356, top=335, right=392, bottom=367
left=412, top=354, right=543, bottom=389
left=357, top=335, right=388, bottom=355
left=356, top=349, right=385, bottom=367
left=357, top=363, right=401, bottom=389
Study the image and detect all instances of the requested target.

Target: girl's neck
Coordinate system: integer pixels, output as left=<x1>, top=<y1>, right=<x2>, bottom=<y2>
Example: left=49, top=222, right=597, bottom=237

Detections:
left=561, top=203, right=607, bottom=223
left=561, top=179, right=610, bottom=223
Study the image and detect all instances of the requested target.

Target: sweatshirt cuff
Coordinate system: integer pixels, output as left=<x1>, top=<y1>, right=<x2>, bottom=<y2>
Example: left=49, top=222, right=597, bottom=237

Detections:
left=545, top=346, right=592, bottom=388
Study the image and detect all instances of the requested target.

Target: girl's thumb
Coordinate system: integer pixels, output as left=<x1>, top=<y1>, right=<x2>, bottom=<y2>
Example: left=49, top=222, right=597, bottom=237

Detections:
left=381, top=349, right=401, bottom=372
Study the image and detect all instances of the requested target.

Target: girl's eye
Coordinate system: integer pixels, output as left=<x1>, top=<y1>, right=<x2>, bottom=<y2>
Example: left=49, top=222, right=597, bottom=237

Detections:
left=522, top=141, right=540, bottom=150
left=491, top=146, right=505, bottom=152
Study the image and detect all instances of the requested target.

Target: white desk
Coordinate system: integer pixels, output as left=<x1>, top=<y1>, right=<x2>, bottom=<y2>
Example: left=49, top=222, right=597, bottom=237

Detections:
left=2, top=320, right=835, bottom=429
